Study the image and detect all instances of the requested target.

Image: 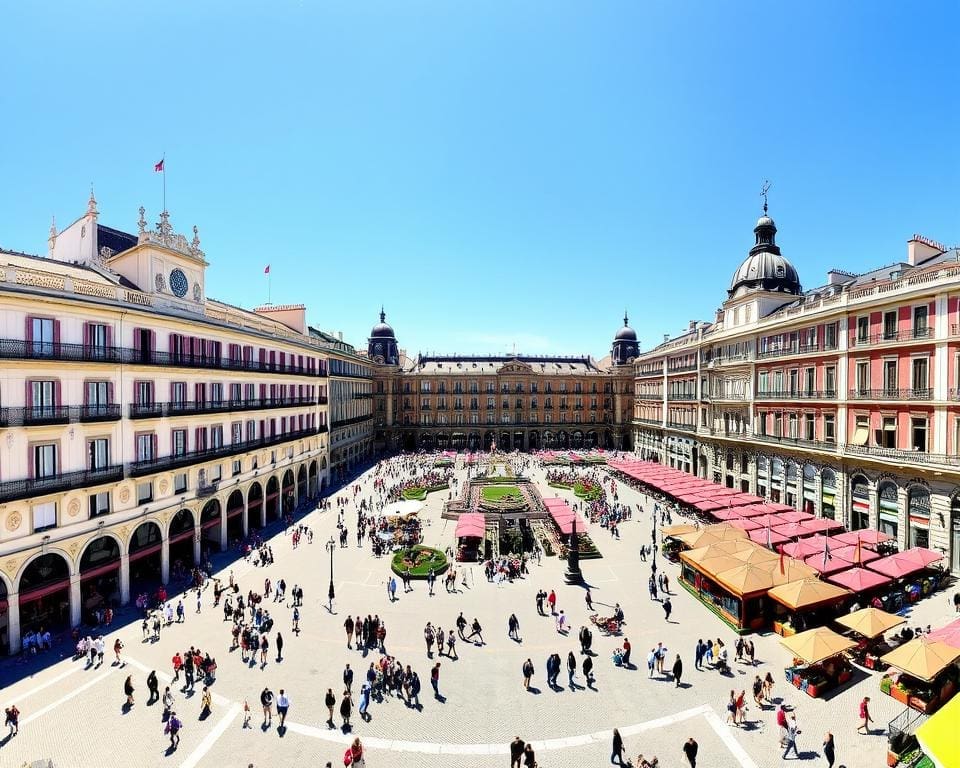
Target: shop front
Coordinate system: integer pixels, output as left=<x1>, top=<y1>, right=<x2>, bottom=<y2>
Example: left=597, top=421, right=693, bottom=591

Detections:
left=78, top=537, right=121, bottom=623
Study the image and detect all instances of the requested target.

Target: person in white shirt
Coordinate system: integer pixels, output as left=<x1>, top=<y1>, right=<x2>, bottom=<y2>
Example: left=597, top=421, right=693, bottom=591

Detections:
left=276, top=689, right=290, bottom=728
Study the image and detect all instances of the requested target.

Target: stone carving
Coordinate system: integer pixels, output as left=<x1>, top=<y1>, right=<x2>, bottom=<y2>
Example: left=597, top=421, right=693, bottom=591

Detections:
left=155, top=273, right=166, bottom=292
left=67, top=499, right=81, bottom=517
left=2, top=557, right=23, bottom=580
left=118, top=525, right=129, bottom=541
left=119, top=486, right=131, bottom=504
left=67, top=541, right=81, bottom=557
left=137, top=208, right=206, bottom=262
left=193, top=282, right=202, bottom=301
left=159, top=478, right=169, bottom=494
left=5, top=511, right=22, bottom=531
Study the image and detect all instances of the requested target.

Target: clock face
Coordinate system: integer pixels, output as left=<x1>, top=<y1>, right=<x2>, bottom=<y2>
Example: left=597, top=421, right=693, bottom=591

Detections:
left=170, top=268, right=188, bottom=298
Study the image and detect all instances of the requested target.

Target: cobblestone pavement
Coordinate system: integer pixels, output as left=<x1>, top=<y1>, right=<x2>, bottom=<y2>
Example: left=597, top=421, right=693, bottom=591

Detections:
left=1, top=459, right=955, bottom=768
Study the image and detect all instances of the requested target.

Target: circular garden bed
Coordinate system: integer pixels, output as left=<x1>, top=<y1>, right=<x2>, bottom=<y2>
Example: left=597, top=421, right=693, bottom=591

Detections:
left=391, top=545, right=449, bottom=578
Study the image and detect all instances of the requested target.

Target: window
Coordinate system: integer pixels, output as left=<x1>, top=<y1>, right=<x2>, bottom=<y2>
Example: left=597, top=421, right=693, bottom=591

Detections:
left=136, top=433, right=155, bottom=462
left=211, top=383, right=224, bottom=404
left=803, top=368, right=815, bottom=395
left=30, top=380, right=57, bottom=414
left=171, top=381, right=187, bottom=405
left=86, top=380, right=109, bottom=406
left=231, top=422, right=242, bottom=445
left=137, top=482, right=153, bottom=504
left=32, top=501, right=57, bottom=531
left=851, top=414, right=869, bottom=445
left=85, top=323, right=109, bottom=355
left=789, top=369, right=799, bottom=395
left=824, top=322, right=838, bottom=349
left=825, top=366, right=837, bottom=396
left=136, top=380, right=154, bottom=405
left=856, top=316, right=869, bottom=343
left=33, top=443, right=57, bottom=478
left=210, top=464, right=222, bottom=482
left=824, top=414, right=836, bottom=443
left=912, top=357, right=929, bottom=393
left=804, top=414, right=815, bottom=441
left=911, top=417, right=928, bottom=452
left=881, top=416, right=897, bottom=448
left=883, top=360, right=898, bottom=395
left=883, top=311, right=897, bottom=340
left=246, top=420, right=256, bottom=441
left=758, top=371, right=768, bottom=394
left=856, top=361, right=869, bottom=394
left=172, top=429, right=187, bottom=456
left=211, top=425, right=224, bottom=449
left=174, top=472, right=188, bottom=493
left=88, top=438, right=109, bottom=470
left=232, top=460, right=242, bottom=477
left=788, top=413, right=798, bottom=439
left=29, top=317, right=56, bottom=357
left=89, top=492, right=110, bottom=517
left=914, top=305, right=929, bottom=336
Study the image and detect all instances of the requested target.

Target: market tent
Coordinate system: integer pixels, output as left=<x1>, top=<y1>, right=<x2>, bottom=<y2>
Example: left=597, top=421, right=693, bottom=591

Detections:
left=835, top=607, right=906, bottom=639
left=800, top=517, right=845, bottom=534
left=692, top=499, right=726, bottom=512
left=455, top=514, right=486, bottom=538
left=888, top=547, right=945, bottom=569
left=728, top=518, right=762, bottom=532
left=714, top=563, right=778, bottom=596
left=767, top=502, right=797, bottom=513
left=925, top=618, right=960, bottom=649
left=804, top=553, right=857, bottom=577
left=660, top=523, right=698, bottom=538
left=696, top=554, right=748, bottom=575
left=781, top=627, right=857, bottom=664
left=880, top=638, right=960, bottom=683
left=748, top=528, right=790, bottom=547
left=781, top=535, right=847, bottom=560
left=827, top=567, right=893, bottom=592
left=679, top=540, right=755, bottom=567
left=734, top=504, right=777, bottom=517
left=772, top=522, right=819, bottom=540
left=710, top=508, right=745, bottom=521
left=776, top=510, right=814, bottom=524
left=552, top=514, right=589, bottom=535
left=916, top=690, right=960, bottom=768
left=768, top=579, right=850, bottom=611
left=382, top=500, right=424, bottom=517
left=866, top=555, right=926, bottom=579
left=729, top=546, right=779, bottom=564
left=751, top=514, right=793, bottom=528
left=832, top=529, right=893, bottom=547
left=829, top=545, right=881, bottom=566
left=676, top=525, right=748, bottom=548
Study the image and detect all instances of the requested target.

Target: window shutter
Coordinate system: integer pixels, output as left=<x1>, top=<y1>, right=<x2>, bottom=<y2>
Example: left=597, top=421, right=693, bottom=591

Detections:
left=260, top=384, right=267, bottom=400
left=25, top=316, right=33, bottom=343
left=83, top=321, right=91, bottom=348
left=108, top=382, right=114, bottom=404
left=55, top=380, right=62, bottom=406
left=25, top=380, right=33, bottom=408
left=258, top=349, right=266, bottom=369
left=279, top=352, right=286, bottom=369
left=153, top=433, right=158, bottom=459
left=133, top=380, right=142, bottom=405
left=105, top=325, right=112, bottom=348
left=53, top=319, right=61, bottom=348
left=133, top=329, right=142, bottom=353
left=28, top=446, right=35, bottom=479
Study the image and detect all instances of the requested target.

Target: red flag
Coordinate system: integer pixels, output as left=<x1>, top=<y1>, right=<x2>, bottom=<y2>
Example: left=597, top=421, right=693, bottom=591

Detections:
left=154, top=159, right=164, bottom=172
left=778, top=544, right=785, bottom=575
left=264, top=265, right=270, bottom=275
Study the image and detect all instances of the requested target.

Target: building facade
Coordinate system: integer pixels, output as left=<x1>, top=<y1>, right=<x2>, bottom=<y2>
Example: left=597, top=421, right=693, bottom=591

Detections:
left=0, top=194, right=365, bottom=653
left=633, top=210, right=960, bottom=575
left=367, top=313, right=635, bottom=453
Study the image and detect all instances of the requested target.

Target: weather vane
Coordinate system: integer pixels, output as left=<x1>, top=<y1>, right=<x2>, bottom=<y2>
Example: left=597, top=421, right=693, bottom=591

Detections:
left=761, top=180, right=771, bottom=214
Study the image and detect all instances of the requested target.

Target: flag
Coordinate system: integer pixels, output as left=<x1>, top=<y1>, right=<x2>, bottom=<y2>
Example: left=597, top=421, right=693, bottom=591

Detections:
left=778, top=544, right=785, bottom=575
left=264, top=265, right=270, bottom=275
left=154, top=159, right=164, bottom=173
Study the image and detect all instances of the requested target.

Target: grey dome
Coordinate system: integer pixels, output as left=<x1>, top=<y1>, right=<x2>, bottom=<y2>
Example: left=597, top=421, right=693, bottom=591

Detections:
left=370, top=309, right=395, bottom=338
left=614, top=311, right=637, bottom=341
left=728, top=213, right=801, bottom=297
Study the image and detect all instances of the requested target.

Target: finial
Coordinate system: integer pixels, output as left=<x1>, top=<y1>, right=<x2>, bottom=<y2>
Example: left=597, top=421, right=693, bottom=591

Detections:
left=137, top=206, right=147, bottom=235
left=624, top=309, right=629, bottom=327
left=191, top=224, right=200, bottom=249
left=87, top=185, right=98, bottom=216
left=379, top=306, right=386, bottom=323
left=49, top=215, right=57, bottom=240
left=760, top=179, right=771, bottom=215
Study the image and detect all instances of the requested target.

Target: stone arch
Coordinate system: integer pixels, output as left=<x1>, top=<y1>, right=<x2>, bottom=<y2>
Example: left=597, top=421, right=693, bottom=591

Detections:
left=15, top=549, right=73, bottom=593
left=128, top=521, right=163, bottom=555
left=297, top=464, right=308, bottom=501
left=247, top=481, right=264, bottom=530
left=571, top=430, right=584, bottom=449
left=226, top=489, right=245, bottom=542
left=265, top=476, right=281, bottom=522
left=320, top=456, right=328, bottom=470
left=585, top=430, right=597, bottom=448
left=78, top=535, right=122, bottom=621
left=906, top=485, right=931, bottom=549
left=282, top=468, right=296, bottom=514
left=16, top=550, right=73, bottom=634
left=821, top=467, right=837, bottom=489
left=308, top=460, right=318, bottom=497
left=128, top=521, right=164, bottom=591
left=168, top=507, right=197, bottom=572
left=79, top=532, right=124, bottom=567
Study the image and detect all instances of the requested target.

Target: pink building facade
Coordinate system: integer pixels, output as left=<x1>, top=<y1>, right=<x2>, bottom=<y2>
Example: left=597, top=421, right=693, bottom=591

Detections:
left=633, top=215, right=960, bottom=575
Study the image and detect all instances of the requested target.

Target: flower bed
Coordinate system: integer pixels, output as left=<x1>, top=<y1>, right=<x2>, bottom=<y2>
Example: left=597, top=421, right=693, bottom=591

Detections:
left=481, top=485, right=523, bottom=503
left=401, top=483, right=448, bottom=501
left=391, top=545, right=449, bottom=578
left=574, top=481, right=603, bottom=501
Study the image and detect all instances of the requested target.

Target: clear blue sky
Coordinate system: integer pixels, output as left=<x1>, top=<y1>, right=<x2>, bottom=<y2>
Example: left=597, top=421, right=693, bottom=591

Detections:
left=2, top=2, right=958, bottom=359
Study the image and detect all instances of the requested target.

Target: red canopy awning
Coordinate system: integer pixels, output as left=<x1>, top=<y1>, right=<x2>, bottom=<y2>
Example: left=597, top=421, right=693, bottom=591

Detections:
left=734, top=504, right=777, bottom=517
left=866, top=555, right=927, bottom=579
left=804, top=553, right=856, bottom=576
left=728, top=518, right=762, bottom=531
left=773, top=522, right=820, bottom=540
left=781, top=535, right=847, bottom=559
left=455, top=513, right=486, bottom=538
left=692, top=499, right=726, bottom=512
left=832, top=530, right=893, bottom=547
left=777, top=510, right=814, bottom=524
left=827, top=567, right=893, bottom=592
left=543, top=497, right=569, bottom=507
left=889, top=547, right=944, bottom=569
left=800, top=517, right=845, bottom=534
left=748, top=528, right=790, bottom=547
left=830, top=545, right=880, bottom=566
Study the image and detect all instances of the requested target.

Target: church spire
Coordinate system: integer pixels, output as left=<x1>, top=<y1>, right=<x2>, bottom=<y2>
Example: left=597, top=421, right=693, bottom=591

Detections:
left=623, top=309, right=629, bottom=327
left=380, top=305, right=386, bottom=323
left=87, top=185, right=98, bottom=217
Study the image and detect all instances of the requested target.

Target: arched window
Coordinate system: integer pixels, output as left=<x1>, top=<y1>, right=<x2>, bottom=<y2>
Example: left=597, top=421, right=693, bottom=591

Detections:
left=878, top=481, right=899, bottom=539
left=850, top=475, right=870, bottom=531
left=907, top=487, right=930, bottom=549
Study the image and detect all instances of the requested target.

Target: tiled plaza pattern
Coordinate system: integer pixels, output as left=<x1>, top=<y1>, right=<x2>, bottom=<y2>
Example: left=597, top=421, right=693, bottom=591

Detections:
left=1, top=459, right=955, bottom=768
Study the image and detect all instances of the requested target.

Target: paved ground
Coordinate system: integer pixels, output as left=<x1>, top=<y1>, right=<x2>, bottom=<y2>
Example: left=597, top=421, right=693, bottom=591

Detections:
left=1, top=457, right=956, bottom=768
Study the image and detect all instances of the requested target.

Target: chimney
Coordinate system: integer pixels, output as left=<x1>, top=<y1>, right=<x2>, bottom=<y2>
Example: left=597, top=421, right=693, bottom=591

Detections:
left=907, top=234, right=946, bottom=266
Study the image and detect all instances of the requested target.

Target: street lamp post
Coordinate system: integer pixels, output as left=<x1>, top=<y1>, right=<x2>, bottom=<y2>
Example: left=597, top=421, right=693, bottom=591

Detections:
left=564, top=510, right=582, bottom=585
left=326, top=536, right=336, bottom=613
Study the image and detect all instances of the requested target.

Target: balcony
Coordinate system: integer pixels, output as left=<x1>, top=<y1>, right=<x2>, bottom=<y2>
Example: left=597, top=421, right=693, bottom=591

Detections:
left=0, top=464, right=124, bottom=504
left=636, top=368, right=664, bottom=379
left=331, top=414, right=374, bottom=429
left=77, top=404, right=122, bottom=423
left=668, top=393, right=698, bottom=401
left=843, top=443, right=960, bottom=467
left=196, top=481, right=220, bottom=498
left=755, top=390, right=837, bottom=400
left=128, top=427, right=318, bottom=477
left=0, top=340, right=318, bottom=376
left=0, top=405, right=123, bottom=427
left=850, top=327, right=934, bottom=347
left=848, top=388, right=932, bottom=401
left=751, top=433, right=837, bottom=451
left=667, top=364, right=698, bottom=374
left=666, top=421, right=695, bottom=431
left=129, top=397, right=318, bottom=419
left=634, top=417, right=662, bottom=426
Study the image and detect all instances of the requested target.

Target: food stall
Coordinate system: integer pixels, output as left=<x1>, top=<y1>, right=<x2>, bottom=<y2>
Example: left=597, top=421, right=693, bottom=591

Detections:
left=780, top=626, right=857, bottom=698
left=879, top=638, right=960, bottom=714
left=454, top=513, right=486, bottom=562
left=659, top=524, right=698, bottom=561
left=768, top=579, right=851, bottom=637
left=835, top=607, right=905, bottom=670
left=915, top=689, right=960, bottom=768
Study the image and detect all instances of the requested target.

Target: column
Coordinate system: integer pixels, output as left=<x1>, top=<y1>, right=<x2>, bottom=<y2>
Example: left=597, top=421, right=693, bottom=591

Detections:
left=119, top=553, right=130, bottom=605
left=219, top=508, right=228, bottom=553
left=868, top=484, right=880, bottom=534
left=896, top=486, right=908, bottom=552
left=242, top=500, right=249, bottom=539
left=7, top=592, right=20, bottom=655
left=160, top=538, right=170, bottom=585
left=193, top=528, right=202, bottom=565
left=69, top=575, right=81, bottom=627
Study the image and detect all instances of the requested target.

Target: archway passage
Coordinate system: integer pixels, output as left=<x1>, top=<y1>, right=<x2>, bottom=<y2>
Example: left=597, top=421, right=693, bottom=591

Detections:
left=308, top=461, right=318, bottom=499
left=200, top=499, right=223, bottom=556
left=128, top=521, right=163, bottom=595
left=451, top=433, right=466, bottom=451
left=419, top=433, right=434, bottom=451
left=168, top=508, right=197, bottom=579
left=571, top=430, right=584, bottom=449
left=557, top=430, right=569, bottom=449
left=468, top=432, right=481, bottom=451
left=297, top=465, right=308, bottom=505
left=436, top=433, right=449, bottom=450
left=585, top=430, right=597, bottom=449
left=265, top=477, right=280, bottom=523
left=226, top=489, right=245, bottom=544
left=282, top=469, right=296, bottom=515
left=528, top=431, right=540, bottom=450
left=247, top=482, right=264, bottom=531
left=18, top=553, right=71, bottom=635
left=79, top=536, right=121, bottom=623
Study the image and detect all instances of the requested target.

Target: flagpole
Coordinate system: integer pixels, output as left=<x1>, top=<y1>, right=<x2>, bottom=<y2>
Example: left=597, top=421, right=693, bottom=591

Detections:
left=162, top=152, right=166, bottom=212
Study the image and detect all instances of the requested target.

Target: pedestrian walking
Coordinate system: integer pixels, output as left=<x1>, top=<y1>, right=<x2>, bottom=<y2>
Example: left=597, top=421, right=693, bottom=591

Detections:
left=276, top=631, right=284, bottom=662
left=585, top=588, right=594, bottom=611
left=621, top=637, right=631, bottom=667
left=124, top=675, right=135, bottom=706
left=662, top=597, right=672, bottom=621
left=583, top=655, right=594, bottom=686
left=567, top=651, right=577, bottom=687
left=147, top=670, right=159, bottom=704
left=431, top=662, right=441, bottom=698
left=508, top=613, right=520, bottom=641
left=242, top=699, right=251, bottom=729
left=114, top=638, right=124, bottom=665
left=611, top=727, right=626, bottom=765
left=343, top=663, right=354, bottom=693
left=200, top=686, right=212, bottom=719
left=823, top=732, right=836, bottom=767
left=467, top=617, right=484, bottom=645
left=260, top=687, right=274, bottom=727
left=165, top=711, right=182, bottom=749
left=340, top=690, right=352, bottom=728
left=672, top=654, right=683, bottom=687
left=325, top=688, right=336, bottom=727
left=547, top=589, right=557, bottom=614
left=857, top=696, right=873, bottom=734
left=522, top=658, right=534, bottom=690
left=162, top=687, right=174, bottom=719
left=510, top=736, right=526, bottom=768
left=344, top=616, right=354, bottom=649
left=682, top=737, right=698, bottom=768
left=783, top=715, right=800, bottom=759
left=523, top=743, right=536, bottom=768
left=4, top=705, right=20, bottom=737
left=276, top=689, right=290, bottom=727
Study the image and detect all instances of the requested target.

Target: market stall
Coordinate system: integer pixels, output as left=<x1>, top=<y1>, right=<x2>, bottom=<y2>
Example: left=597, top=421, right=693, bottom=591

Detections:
left=660, top=524, right=698, bottom=561
left=454, top=513, right=486, bottom=562
left=915, top=689, right=960, bottom=768
left=768, top=579, right=851, bottom=637
left=780, top=627, right=857, bottom=698
left=879, top=638, right=960, bottom=714
left=834, top=607, right=905, bottom=670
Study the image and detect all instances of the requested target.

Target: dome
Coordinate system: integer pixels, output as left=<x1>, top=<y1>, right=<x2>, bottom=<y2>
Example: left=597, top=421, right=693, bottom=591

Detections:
left=370, top=309, right=395, bottom=338
left=614, top=312, right=637, bottom=341
left=756, top=214, right=775, bottom=228
left=729, top=251, right=801, bottom=296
